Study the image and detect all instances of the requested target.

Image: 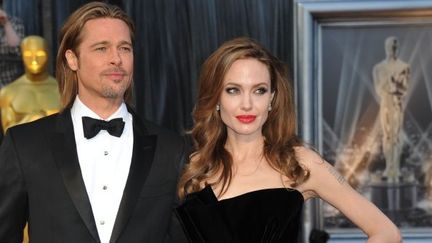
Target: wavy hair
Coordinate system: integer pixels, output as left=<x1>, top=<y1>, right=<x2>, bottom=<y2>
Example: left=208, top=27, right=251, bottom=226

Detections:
left=178, top=37, right=309, bottom=199
left=56, top=2, right=134, bottom=109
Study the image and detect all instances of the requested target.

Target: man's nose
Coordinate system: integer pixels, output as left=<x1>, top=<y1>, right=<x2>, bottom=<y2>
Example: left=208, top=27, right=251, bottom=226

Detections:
left=110, top=49, right=122, bottom=65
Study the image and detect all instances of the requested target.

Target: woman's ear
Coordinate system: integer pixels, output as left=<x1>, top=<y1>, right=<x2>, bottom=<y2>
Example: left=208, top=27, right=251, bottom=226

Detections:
left=65, top=50, right=78, bottom=71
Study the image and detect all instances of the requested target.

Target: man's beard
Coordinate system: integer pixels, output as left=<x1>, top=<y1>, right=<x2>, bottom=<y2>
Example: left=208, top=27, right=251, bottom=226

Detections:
left=101, top=79, right=130, bottom=99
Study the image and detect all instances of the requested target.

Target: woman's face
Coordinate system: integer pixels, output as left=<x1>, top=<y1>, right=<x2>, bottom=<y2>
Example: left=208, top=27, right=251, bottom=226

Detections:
left=219, top=58, right=273, bottom=139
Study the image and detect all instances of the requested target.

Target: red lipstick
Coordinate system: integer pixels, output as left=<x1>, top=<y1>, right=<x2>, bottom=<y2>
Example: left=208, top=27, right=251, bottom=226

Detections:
left=236, top=115, right=256, bottom=124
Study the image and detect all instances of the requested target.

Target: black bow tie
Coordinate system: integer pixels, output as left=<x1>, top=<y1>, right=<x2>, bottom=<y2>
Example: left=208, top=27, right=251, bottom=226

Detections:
left=82, top=116, right=125, bottom=139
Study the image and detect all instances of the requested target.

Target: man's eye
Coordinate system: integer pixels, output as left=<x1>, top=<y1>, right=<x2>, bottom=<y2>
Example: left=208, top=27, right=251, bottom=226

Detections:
left=119, top=46, right=132, bottom=53
left=95, top=47, right=107, bottom=52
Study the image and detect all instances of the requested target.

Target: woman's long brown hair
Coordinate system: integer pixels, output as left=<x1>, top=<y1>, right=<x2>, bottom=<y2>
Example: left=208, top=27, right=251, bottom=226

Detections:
left=178, top=37, right=309, bottom=199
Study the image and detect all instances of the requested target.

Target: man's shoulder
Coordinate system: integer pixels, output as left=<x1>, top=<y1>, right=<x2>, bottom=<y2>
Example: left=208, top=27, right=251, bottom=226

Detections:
left=127, top=107, right=184, bottom=144
left=7, top=112, right=62, bottom=135
left=139, top=118, right=182, bottom=139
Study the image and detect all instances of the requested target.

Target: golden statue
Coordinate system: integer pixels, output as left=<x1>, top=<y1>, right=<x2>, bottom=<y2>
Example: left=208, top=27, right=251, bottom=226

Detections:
left=0, top=35, right=60, bottom=133
left=373, top=36, right=410, bottom=183
left=0, top=35, right=60, bottom=243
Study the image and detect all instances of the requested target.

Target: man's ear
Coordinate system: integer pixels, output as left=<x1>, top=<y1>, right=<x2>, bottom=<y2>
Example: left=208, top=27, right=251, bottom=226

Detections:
left=65, top=50, right=78, bottom=71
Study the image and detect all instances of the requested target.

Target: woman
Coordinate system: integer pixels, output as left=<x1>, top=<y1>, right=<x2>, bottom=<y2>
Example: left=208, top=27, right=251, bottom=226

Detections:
left=176, top=37, right=401, bottom=243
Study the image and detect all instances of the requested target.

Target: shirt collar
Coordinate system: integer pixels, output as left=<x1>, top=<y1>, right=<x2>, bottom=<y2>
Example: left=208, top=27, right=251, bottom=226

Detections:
left=71, top=96, right=128, bottom=121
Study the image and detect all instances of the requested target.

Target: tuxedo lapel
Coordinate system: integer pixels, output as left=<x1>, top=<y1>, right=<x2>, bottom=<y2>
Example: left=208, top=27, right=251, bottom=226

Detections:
left=49, top=110, right=100, bottom=243
left=109, top=115, right=157, bottom=243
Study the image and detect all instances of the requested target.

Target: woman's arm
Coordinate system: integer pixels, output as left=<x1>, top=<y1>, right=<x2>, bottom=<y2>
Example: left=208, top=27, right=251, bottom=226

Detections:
left=296, top=147, right=402, bottom=243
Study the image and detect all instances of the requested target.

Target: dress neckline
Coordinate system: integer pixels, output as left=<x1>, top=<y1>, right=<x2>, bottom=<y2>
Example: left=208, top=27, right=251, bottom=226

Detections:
left=204, top=185, right=303, bottom=203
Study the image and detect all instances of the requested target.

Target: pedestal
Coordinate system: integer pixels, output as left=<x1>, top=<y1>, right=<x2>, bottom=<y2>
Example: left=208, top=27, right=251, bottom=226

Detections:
left=368, top=181, right=417, bottom=222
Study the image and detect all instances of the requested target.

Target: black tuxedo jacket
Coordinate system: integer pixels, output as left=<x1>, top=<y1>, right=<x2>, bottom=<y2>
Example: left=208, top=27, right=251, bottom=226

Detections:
left=0, top=109, right=186, bottom=243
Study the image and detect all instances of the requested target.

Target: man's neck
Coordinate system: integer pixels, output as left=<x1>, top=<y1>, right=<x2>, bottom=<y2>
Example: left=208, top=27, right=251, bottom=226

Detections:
left=77, top=94, right=123, bottom=119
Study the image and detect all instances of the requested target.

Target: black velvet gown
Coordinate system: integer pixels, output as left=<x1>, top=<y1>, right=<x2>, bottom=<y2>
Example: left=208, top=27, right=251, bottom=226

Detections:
left=175, top=186, right=304, bottom=243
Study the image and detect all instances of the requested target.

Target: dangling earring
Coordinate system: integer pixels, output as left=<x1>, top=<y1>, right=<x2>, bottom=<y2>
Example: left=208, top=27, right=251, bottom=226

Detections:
left=268, top=92, right=274, bottom=111
left=216, top=104, right=220, bottom=111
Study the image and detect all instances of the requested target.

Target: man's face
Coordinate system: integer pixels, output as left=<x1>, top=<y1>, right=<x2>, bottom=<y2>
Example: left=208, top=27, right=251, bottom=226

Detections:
left=66, top=18, right=133, bottom=104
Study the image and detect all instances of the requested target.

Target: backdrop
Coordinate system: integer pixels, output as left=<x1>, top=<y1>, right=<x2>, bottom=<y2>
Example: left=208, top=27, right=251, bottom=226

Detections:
left=4, top=0, right=294, bottom=134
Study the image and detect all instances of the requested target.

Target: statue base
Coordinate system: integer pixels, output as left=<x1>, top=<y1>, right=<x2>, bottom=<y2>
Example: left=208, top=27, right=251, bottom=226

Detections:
left=367, top=180, right=417, bottom=222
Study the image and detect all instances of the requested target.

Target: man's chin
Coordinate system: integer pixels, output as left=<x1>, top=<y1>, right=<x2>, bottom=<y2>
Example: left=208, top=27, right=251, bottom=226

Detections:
left=101, top=89, right=122, bottom=99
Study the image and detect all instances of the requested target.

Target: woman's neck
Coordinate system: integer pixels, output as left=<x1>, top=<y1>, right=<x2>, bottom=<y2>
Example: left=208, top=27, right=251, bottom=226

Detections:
left=225, top=135, right=265, bottom=165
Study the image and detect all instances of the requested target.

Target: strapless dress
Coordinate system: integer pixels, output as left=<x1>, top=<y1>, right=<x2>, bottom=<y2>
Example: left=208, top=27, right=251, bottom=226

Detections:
left=175, top=186, right=304, bottom=243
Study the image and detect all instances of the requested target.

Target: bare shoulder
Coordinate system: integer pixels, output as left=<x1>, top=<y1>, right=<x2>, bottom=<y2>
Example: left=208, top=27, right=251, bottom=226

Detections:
left=294, top=146, right=325, bottom=169
left=294, top=146, right=347, bottom=199
left=292, top=146, right=322, bottom=199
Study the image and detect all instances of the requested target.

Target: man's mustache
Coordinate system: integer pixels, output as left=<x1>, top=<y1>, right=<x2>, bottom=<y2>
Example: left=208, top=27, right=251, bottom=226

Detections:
left=101, top=68, right=127, bottom=75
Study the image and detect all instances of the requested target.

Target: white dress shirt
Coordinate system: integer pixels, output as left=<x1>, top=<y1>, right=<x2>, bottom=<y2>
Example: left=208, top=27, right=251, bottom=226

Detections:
left=70, top=97, right=134, bottom=243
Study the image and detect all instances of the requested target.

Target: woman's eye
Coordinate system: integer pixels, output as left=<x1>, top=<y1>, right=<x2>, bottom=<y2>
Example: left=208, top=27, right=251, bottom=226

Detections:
left=255, top=87, right=268, bottom=95
left=225, top=87, right=239, bottom=94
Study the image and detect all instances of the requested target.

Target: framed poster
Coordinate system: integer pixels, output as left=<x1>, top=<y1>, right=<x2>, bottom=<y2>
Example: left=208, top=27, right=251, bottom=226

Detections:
left=294, top=0, right=432, bottom=239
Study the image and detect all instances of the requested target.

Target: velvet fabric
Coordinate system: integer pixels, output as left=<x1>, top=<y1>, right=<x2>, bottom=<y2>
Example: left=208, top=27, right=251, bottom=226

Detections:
left=176, top=186, right=303, bottom=243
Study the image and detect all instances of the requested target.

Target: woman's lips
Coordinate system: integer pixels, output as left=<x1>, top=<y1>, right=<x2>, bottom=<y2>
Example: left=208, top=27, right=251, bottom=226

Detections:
left=236, top=115, right=256, bottom=124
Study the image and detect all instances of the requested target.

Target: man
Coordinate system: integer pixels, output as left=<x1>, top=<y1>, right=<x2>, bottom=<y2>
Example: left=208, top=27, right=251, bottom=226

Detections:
left=0, top=0, right=25, bottom=88
left=0, top=35, right=61, bottom=132
left=0, top=2, right=186, bottom=243
left=372, top=36, right=410, bottom=183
